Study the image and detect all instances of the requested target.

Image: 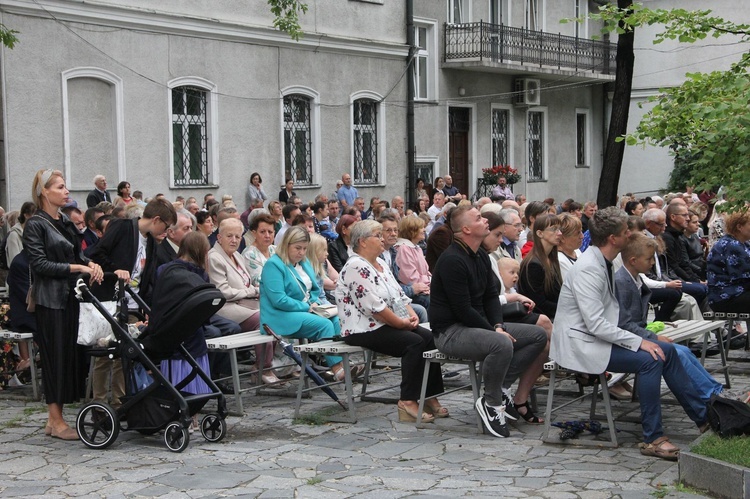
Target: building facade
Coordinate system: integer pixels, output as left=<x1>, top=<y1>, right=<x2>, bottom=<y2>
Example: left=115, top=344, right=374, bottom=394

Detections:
left=0, top=0, right=615, bottom=211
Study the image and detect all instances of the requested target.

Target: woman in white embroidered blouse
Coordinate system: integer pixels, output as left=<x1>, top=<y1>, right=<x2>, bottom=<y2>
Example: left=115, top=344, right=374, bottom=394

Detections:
left=242, top=212, right=277, bottom=287
left=335, top=220, right=446, bottom=424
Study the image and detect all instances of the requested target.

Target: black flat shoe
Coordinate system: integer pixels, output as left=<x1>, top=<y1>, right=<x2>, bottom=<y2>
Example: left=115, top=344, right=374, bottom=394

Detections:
left=515, top=401, right=543, bottom=424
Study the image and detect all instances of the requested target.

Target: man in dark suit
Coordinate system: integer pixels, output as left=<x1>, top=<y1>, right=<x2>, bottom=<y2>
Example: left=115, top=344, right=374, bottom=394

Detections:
left=155, top=211, right=193, bottom=268
left=88, top=198, right=176, bottom=409
left=86, top=175, right=111, bottom=208
left=91, top=197, right=176, bottom=307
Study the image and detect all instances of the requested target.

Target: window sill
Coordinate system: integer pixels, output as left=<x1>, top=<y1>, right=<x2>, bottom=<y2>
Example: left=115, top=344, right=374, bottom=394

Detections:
left=575, top=164, right=590, bottom=169
left=415, top=99, right=440, bottom=105
left=527, top=179, right=547, bottom=183
left=172, top=184, right=220, bottom=190
left=354, top=184, right=386, bottom=188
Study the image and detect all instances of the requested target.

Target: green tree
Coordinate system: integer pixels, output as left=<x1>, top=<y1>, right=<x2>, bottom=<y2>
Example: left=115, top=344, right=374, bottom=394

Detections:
left=0, top=23, right=19, bottom=48
left=268, top=0, right=308, bottom=41
left=592, top=3, right=750, bottom=210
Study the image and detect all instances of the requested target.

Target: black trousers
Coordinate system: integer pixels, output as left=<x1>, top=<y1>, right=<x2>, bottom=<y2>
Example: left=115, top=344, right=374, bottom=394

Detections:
left=711, top=291, right=750, bottom=314
left=344, top=325, right=444, bottom=401
left=649, top=287, right=682, bottom=321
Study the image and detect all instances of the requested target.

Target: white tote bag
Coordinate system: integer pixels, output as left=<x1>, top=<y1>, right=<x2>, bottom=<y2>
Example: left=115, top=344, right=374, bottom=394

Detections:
left=77, top=301, right=118, bottom=346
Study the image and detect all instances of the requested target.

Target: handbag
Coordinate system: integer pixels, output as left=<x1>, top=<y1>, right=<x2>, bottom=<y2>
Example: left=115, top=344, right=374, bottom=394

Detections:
left=311, top=303, right=338, bottom=319
left=77, top=301, right=118, bottom=346
left=501, top=301, right=529, bottom=320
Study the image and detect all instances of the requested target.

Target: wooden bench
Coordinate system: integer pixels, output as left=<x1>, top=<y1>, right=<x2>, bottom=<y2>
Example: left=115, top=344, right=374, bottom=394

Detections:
left=659, top=319, right=729, bottom=386
left=703, top=312, right=750, bottom=361
left=417, top=348, right=484, bottom=431
left=205, top=330, right=274, bottom=415
left=293, top=341, right=401, bottom=423
left=0, top=329, right=40, bottom=400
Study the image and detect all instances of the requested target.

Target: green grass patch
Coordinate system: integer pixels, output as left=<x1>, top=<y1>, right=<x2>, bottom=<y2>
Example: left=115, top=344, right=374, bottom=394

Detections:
left=306, top=476, right=323, bottom=485
left=293, top=406, right=339, bottom=426
left=691, top=434, right=750, bottom=468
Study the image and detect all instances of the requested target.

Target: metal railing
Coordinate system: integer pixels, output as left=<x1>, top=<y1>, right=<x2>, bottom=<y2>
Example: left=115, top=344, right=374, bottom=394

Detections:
left=444, top=22, right=616, bottom=75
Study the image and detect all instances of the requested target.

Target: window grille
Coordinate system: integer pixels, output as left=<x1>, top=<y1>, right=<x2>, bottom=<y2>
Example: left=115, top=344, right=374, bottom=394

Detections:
left=528, top=111, right=544, bottom=180
left=492, top=108, right=509, bottom=166
left=172, top=86, right=209, bottom=185
left=283, top=95, right=313, bottom=185
left=353, top=99, right=379, bottom=184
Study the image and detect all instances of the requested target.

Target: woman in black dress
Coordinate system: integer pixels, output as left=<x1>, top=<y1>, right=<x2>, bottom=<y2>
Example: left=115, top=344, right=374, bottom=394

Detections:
left=24, top=169, right=103, bottom=440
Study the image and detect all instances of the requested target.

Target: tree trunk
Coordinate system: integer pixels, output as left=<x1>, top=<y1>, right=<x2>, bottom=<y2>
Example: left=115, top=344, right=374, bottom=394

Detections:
left=597, top=0, right=635, bottom=208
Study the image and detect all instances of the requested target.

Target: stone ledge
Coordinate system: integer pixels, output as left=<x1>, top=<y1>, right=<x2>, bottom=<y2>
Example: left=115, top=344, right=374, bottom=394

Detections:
left=679, top=433, right=750, bottom=499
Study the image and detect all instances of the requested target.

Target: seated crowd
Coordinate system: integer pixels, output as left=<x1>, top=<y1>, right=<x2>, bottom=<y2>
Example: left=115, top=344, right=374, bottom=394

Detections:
left=2, top=170, right=746, bottom=459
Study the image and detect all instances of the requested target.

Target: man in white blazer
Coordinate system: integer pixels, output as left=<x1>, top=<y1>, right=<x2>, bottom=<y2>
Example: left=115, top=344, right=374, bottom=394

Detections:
left=550, top=207, right=708, bottom=461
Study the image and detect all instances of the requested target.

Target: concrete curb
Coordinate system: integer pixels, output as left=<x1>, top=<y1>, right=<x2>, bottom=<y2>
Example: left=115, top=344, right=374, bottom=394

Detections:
left=680, top=433, right=750, bottom=499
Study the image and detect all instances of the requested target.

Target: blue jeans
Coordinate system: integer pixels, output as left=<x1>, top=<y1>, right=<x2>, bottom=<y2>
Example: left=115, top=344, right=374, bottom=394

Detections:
left=608, top=341, right=707, bottom=443
left=674, top=343, right=722, bottom=402
left=681, top=281, right=707, bottom=305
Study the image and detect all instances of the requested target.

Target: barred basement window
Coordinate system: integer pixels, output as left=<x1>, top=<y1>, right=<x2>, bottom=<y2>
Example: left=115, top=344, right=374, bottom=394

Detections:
left=353, top=98, right=379, bottom=184
left=283, top=94, right=313, bottom=186
left=172, top=86, right=209, bottom=186
left=528, top=110, right=545, bottom=180
left=492, top=108, right=509, bottom=166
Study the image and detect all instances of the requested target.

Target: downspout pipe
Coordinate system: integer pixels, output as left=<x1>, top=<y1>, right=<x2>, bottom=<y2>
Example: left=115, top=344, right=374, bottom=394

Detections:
left=406, top=0, right=416, bottom=206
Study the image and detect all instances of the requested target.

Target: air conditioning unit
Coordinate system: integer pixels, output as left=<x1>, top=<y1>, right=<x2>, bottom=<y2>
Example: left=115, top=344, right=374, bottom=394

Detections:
left=514, top=78, right=541, bottom=106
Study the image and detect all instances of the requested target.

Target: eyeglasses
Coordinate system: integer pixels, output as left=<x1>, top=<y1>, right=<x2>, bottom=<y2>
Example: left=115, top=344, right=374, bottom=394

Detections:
left=512, top=223, right=524, bottom=229
left=369, top=233, right=384, bottom=239
left=543, top=227, right=562, bottom=233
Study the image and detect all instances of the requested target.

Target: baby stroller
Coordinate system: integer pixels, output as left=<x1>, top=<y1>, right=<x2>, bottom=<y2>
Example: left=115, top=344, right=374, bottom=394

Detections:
left=74, top=267, right=228, bottom=452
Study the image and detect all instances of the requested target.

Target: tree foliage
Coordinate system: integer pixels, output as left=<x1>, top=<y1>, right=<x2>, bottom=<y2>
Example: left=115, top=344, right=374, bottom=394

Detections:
left=592, top=4, right=750, bottom=211
left=0, top=23, right=19, bottom=48
left=268, top=0, right=308, bottom=41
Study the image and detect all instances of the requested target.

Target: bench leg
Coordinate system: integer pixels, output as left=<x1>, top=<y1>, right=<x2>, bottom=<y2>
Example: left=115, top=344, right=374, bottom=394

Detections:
left=341, top=353, right=357, bottom=423
left=27, top=339, right=40, bottom=401
left=360, top=350, right=373, bottom=399
left=416, top=359, right=432, bottom=426
left=295, top=352, right=308, bottom=419
left=541, top=368, right=557, bottom=443
left=468, top=361, right=484, bottom=433
left=714, top=326, right=731, bottom=389
left=229, top=350, right=243, bottom=415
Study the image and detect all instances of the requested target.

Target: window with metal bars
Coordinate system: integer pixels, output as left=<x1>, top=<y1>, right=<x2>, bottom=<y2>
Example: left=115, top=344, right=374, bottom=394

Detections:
left=283, top=94, right=313, bottom=186
left=172, top=86, right=209, bottom=186
left=492, top=108, right=509, bottom=166
left=353, top=99, right=379, bottom=184
left=528, top=110, right=544, bottom=180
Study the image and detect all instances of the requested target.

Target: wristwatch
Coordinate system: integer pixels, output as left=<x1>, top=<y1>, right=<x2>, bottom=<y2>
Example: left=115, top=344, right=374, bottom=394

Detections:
left=494, top=323, right=504, bottom=330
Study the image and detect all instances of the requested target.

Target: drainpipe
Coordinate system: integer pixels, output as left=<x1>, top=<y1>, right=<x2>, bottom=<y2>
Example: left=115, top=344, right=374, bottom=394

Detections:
left=406, top=0, right=415, bottom=205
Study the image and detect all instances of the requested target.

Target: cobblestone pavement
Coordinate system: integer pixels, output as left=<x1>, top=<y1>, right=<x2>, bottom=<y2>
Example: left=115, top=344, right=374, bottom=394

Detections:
left=1, top=350, right=746, bottom=498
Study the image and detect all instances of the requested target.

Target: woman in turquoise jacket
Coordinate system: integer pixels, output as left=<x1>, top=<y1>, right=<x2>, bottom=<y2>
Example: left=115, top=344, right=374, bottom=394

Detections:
left=260, top=226, right=358, bottom=381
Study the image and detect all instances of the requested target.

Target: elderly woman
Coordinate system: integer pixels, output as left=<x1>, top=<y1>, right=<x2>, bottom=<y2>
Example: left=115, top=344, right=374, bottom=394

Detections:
left=707, top=210, right=750, bottom=313
left=24, top=169, right=104, bottom=440
left=518, top=214, right=563, bottom=320
left=336, top=220, right=446, bottom=423
left=208, top=218, right=279, bottom=385
left=557, top=213, right=583, bottom=280
left=260, top=226, right=358, bottom=381
left=242, top=213, right=277, bottom=287
left=196, top=211, right=214, bottom=237
left=328, top=214, right=357, bottom=272
left=393, top=216, right=431, bottom=308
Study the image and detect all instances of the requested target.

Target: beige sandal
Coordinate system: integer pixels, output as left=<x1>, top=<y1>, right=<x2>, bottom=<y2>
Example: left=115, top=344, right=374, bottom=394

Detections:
left=638, top=436, right=679, bottom=461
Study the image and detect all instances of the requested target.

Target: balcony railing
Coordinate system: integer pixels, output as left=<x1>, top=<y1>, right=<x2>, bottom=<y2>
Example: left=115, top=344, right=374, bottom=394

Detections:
left=444, top=22, right=616, bottom=75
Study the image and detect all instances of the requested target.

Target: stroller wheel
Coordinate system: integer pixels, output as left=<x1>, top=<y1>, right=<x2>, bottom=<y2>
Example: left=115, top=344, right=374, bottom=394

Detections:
left=164, top=421, right=190, bottom=452
left=200, top=413, right=227, bottom=443
left=77, top=402, right=120, bottom=449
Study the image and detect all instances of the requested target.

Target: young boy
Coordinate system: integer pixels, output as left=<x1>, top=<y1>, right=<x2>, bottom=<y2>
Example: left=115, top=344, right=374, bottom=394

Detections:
left=615, top=232, right=736, bottom=403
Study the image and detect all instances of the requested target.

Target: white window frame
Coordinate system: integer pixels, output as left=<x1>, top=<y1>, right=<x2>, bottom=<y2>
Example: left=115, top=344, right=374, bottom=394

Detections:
left=448, top=0, right=471, bottom=24
left=526, top=107, right=547, bottom=181
left=489, top=0, right=511, bottom=25
left=413, top=18, right=438, bottom=101
left=525, top=0, right=545, bottom=32
left=490, top=104, right=514, bottom=168
left=279, top=86, right=321, bottom=188
left=574, top=0, right=588, bottom=39
left=350, top=90, right=386, bottom=186
left=167, top=76, right=219, bottom=188
left=575, top=108, right=590, bottom=168
left=61, top=67, right=126, bottom=190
